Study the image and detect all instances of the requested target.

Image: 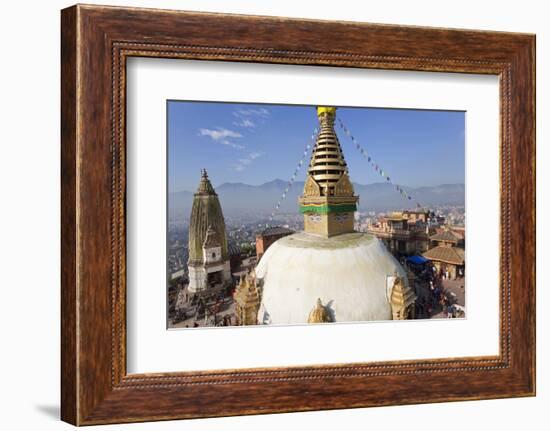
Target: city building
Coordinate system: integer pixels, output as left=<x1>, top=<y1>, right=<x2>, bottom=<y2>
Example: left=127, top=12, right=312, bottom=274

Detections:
left=431, top=227, right=464, bottom=247
left=423, top=229, right=465, bottom=279
left=255, top=106, right=415, bottom=324
left=228, top=242, right=243, bottom=272
left=187, top=169, right=232, bottom=297
left=255, top=226, right=295, bottom=261
left=367, top=210, right=438, bottom=256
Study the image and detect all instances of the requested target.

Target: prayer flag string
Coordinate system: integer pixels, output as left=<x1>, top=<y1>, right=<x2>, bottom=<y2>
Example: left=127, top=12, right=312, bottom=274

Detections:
left=337, top=117, right=423, bottom=209
left=268, top=128, right=319, bottom=224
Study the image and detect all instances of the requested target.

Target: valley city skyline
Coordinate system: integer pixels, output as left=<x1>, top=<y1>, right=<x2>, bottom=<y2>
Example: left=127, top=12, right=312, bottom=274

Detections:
left=168, top=101, right=465, bottom=193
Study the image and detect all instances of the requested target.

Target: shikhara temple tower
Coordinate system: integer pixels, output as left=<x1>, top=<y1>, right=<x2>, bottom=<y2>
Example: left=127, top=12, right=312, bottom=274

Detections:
left=255, top=106, right=416, bottom=325
left=187, top=169, right=231, bottom=295
left=299, top=107, right=359, bottom=237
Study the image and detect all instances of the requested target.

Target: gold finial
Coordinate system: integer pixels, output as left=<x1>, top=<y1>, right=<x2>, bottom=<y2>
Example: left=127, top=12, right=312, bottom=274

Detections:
left=317, top=106, right=337, bottom=118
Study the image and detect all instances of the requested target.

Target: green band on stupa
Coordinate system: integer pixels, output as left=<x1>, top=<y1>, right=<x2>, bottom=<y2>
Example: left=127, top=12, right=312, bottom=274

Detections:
left=299, top=203, right=357, bottom=214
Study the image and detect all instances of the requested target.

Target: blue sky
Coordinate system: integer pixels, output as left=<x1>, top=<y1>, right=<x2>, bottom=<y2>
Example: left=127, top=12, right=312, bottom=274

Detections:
left=168, top=101, right=464, bottom=193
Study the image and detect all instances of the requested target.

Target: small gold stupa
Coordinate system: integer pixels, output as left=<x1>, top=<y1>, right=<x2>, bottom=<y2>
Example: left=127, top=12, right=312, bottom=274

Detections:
left=234, top=271, right=260, bottom=325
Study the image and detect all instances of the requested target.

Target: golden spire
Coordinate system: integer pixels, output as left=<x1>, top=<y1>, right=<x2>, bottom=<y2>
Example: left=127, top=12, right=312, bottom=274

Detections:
left=307, top=298, right=333, bottom=323
left=308, top=107, right=348, bottom=196
left=298, top=107, right=359, bottom=237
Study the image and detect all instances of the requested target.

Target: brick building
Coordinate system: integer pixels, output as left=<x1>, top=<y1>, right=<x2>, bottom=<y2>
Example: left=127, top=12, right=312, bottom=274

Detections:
left=255, top=226, right=295, bottom=261
left=367, top=210, right=439, bottom=256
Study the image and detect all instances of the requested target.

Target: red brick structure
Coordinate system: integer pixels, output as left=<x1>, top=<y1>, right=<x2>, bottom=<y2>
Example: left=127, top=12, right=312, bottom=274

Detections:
left=255, top=226, right=295, bottom=261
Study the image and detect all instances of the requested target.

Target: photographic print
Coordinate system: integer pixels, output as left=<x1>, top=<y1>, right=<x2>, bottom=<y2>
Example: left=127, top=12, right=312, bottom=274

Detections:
left=167, top=102, right=465, bottom=329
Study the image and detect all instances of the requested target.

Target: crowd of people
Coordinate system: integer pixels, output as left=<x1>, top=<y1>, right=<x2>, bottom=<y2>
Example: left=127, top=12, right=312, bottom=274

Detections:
left=403, top=259, right=465, bottom=319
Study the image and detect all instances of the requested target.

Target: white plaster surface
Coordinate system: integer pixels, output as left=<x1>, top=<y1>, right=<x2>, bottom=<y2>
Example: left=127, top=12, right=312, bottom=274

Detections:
left=256, top=232, right=404, bottom=324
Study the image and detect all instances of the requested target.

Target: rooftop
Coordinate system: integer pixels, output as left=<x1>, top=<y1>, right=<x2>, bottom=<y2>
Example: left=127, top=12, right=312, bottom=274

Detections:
left=430, top=230, right=460, bottom=243
left=258, top=226, right=295, bottom=237
left=387, top=216, right=406, bottom=222
left=423, top=246, right=465, bottom=265
left=228, top=242, right=242, bottom=256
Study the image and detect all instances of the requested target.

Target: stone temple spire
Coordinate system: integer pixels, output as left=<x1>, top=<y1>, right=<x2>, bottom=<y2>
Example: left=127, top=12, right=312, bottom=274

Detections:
left=298, top=107, right=359, bottom=237
left=187, top=169, right=231, bottom=294
left=196, top=168, right=216, bottom=195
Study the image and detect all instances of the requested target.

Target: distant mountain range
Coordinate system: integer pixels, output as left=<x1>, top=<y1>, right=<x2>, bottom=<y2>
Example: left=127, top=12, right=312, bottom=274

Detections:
left=169, top=180, right=465, bottom=220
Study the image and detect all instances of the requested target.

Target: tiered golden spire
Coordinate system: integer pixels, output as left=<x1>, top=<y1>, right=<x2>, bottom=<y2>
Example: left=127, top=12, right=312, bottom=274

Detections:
left=298, top=107, right=359, bottom=238
left=307, top=107, right=348, bottom=196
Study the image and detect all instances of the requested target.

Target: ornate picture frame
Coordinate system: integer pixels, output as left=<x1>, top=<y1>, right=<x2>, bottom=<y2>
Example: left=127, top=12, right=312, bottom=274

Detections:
left=61, top=4, right=535, bottom=425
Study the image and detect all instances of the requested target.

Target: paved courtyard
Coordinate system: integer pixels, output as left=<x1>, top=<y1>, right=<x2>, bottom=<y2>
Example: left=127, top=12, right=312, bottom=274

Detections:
left=442, top=278, right=465, bottom=307
left=170, top=296, right=237, bottom=329
left=430, top=277, right=466, bottom=318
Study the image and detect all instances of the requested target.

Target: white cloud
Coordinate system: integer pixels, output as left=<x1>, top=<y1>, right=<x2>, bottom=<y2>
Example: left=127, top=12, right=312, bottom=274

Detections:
left=233, top=107, right=270, bottom=119
left=233, top=118, right=256, bottom=128
left=232, top=107, right=270, bottom=131
left=233, top=151, right=264, bottom=172
left=225, top=141, right=245, bottom=149
left=198, top=128, right=244, bottom=149
left=198, top=128, right=242, bottom=140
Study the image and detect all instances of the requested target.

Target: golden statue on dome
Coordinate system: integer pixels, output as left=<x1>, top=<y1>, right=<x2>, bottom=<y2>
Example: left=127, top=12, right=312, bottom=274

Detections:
left=307, top=298, right=333, bottom=324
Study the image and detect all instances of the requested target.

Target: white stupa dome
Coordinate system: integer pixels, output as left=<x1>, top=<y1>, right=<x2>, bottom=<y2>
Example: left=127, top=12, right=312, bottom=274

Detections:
left=256, top=231, right=407, bottom=325
left=254, top=107, right=414, bottom=325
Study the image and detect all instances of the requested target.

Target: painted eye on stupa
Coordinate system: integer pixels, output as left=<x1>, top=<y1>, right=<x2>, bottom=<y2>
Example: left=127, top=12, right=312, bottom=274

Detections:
left=335, top=214, right=348, bottom=223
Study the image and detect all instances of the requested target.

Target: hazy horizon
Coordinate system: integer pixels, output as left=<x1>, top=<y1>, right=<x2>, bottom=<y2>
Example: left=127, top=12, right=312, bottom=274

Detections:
left=170, top=178, right=466, bottom=195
